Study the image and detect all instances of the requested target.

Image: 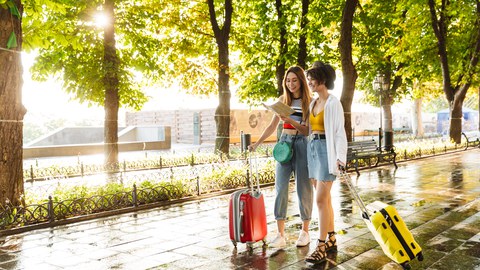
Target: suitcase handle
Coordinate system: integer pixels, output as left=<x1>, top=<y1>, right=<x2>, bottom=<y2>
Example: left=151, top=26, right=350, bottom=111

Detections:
left=248, top=151, right=261, bottom=193
left=339, top=166, right=370, bottom=220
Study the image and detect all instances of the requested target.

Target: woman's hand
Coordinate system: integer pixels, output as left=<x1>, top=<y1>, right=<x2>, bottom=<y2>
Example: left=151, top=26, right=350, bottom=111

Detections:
left=248, top=143, right=258, bottom=152
left=280, top=115, right=293, bottom=124
left=337, top=160, right=345, bottom=171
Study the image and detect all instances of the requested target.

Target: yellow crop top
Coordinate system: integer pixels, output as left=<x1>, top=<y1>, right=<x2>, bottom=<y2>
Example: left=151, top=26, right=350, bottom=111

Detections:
left=310, top=110, right=325, bottom=131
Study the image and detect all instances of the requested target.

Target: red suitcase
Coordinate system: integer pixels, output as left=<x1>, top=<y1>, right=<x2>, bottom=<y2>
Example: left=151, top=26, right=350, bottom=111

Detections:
left=229, top=154, right=267, bottom=250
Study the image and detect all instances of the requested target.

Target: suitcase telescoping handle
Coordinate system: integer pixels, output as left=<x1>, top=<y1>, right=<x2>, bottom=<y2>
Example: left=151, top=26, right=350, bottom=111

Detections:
left=339, top=166, right=370, bottom=220
left=248, top=150, right=261, bottom=193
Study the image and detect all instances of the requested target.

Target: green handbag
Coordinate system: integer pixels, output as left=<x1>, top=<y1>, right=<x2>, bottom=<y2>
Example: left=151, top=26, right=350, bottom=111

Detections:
left=273, top=141, right=293, bottom=163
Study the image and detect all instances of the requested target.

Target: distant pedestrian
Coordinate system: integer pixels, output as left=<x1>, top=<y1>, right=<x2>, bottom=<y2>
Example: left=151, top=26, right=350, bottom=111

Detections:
left=249, top=66, right=314, bottom=248
left=304, top=62, right=347, bottom=263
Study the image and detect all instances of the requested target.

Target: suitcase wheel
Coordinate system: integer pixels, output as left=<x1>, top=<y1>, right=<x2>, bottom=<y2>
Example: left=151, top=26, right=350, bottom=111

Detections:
left=417, top=251, right=424, bottom=261
left=262, top=238, right=267, bottom=247
left=231, top=240, right=237, bottom=248
left=401, top=262, right=411, bottom=270
left=246, top=243, right=253, bottom=252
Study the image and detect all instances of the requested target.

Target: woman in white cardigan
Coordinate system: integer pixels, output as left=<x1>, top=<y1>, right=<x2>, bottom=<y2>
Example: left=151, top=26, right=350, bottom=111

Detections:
left=304, top=62, right=347, bottom=264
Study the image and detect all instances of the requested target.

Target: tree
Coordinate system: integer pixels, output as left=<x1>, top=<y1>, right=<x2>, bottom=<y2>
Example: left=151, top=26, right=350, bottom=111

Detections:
left=208, top=0, right=232, bottom=155
left=23, top=0, right=151, bottom=167
left=0, top=0, right=26, bottom=206
left=339, top=0, right=358, bottom=142
left=427, top=0, right=480, bottom=143
left=103, top=0, right=120, bottom=167
left=235, top=0, right=321, bottom=105
left=234, top=1, right=297, bottom=103
left=350, top=1, right=413, bottom=145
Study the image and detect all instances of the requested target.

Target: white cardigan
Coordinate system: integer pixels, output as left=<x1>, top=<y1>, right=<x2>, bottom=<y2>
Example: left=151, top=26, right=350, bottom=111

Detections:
left=309, top=95, right=348, bottom=175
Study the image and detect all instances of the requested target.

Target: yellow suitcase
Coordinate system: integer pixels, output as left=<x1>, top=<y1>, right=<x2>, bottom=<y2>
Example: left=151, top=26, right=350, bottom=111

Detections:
left=340, top=170, right=424, bottom=270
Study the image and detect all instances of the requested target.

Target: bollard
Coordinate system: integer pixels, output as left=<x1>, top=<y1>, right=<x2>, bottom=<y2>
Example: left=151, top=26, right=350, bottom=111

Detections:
left=132, top=184, right=138, bottom=207
left=196, top=176, right=200, bottom=196
left=48, top=196, right=54, bottom=223
left=240, top=131, right=251, bottom=153
left=190, top=153, right=195, bottom=166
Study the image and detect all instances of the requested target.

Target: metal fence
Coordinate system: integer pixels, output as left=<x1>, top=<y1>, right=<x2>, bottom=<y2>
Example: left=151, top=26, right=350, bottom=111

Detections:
left=2, top=158, right=275, bottom=233
left=3, top=138, right=475, bottom=235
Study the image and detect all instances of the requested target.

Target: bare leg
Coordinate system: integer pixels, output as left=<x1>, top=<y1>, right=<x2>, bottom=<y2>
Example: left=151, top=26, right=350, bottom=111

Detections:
left=315, top=181, right=333, bottom=241
left=277, top=219, right=285, bottom=236
left=327, top=192, right=334, bottom=232
left=302, top=219, right=310, bottom=232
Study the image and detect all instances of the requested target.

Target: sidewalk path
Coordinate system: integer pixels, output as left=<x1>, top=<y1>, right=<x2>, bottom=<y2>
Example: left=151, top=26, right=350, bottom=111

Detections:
left=1, top=150, right=479, bottom=269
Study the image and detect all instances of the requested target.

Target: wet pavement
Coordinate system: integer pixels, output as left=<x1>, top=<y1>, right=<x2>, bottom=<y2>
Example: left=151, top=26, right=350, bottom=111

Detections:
left=1, top=149, right=479, bottom=270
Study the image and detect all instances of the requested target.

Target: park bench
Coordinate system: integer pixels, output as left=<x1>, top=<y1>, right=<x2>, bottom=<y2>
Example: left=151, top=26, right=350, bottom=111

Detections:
left=346, top=140, right=398, bottom=176
left=462, top=132, right=480, bottom=149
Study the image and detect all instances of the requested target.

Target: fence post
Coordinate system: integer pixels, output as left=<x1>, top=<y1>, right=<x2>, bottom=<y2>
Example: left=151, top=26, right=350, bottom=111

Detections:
left=246, top=167, right=251, bottom=188
left=123, top=161, right=127, bottom=172
left=404, top=150, right=407, bottom=160
left=30, top=165, right=34, bottom=180
left=432, top=146, right=435, bottom=155
left=132, top=184, right=137, bottom=207
left=159, top=156, right=162, bottom=169
left=190, top=153, right=195, bottom=166
left=81, top=162, right=84, bottom=177
left=196, top=176, right=200, bottom=196
left=48, top=196, right=54, bottom=223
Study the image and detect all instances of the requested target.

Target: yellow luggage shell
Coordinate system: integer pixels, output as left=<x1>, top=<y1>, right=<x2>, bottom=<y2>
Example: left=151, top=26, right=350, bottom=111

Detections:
left=367, top=202, right=422, bottom=264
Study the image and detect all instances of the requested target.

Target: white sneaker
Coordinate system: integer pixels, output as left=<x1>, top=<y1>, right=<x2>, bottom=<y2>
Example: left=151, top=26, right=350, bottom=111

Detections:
left=295, top=230, right=310, bottom=247
left=269, top=234, right=287, bottom=248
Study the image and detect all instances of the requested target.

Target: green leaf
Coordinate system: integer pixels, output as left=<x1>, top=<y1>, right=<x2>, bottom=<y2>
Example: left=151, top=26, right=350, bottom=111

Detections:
left=9, top=1, right=20, bottom=18
left=6, top=31, right=17, bottom=49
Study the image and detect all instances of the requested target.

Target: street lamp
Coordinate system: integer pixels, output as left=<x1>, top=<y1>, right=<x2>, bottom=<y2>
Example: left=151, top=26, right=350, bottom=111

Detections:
left=373, top=74, right=390, bottom=151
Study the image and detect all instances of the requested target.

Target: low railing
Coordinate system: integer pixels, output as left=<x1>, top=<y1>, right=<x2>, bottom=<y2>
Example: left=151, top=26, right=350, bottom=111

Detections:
left=5, top=138, right=471, bottom=235
left=23, top=144, right=273, bottom=182
left=2, top=158, right=276, bottom=234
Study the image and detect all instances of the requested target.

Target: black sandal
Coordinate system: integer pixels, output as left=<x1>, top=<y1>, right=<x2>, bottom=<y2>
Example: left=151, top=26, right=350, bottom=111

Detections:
left=305, top=240, right=327, bottom=264
left=325, top=231, right=337, bottom=252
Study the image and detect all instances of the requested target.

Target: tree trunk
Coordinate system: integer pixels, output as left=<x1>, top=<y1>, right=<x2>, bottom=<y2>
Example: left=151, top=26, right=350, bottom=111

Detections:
left=214, top=43, right=231, bottom=155
left=0, top=1, right=26, bottom=206
left=103, top=0, right=120, bottom=168
left=339, top=0, right=358, bottom=142
left=208, top=0, right=232, bottom=156
left=297, top=0, right=310, bottom=69
left=411, top=98, right=424, bottom=137
left=275, top=0, right=287, bottom=97
left=449, top=90, right=466, bottom=143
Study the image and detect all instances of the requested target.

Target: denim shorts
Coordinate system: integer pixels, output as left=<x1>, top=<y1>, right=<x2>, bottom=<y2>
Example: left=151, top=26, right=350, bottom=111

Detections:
left=307, top=138, right=336, bottom=181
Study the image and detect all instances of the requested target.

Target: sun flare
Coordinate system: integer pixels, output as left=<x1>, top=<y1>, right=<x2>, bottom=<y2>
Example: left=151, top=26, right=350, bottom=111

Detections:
left=94, top=13, right=109, bottom=28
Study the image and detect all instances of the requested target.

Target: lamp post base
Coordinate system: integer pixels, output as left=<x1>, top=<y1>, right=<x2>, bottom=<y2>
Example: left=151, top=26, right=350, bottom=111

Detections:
left=384, top=131, right=394, bottom=151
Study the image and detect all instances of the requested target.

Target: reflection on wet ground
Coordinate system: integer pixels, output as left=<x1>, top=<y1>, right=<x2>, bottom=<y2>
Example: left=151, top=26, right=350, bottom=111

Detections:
left=1, top=150, right=479, bottom=269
